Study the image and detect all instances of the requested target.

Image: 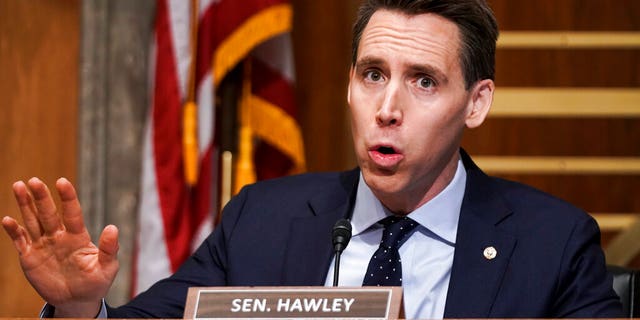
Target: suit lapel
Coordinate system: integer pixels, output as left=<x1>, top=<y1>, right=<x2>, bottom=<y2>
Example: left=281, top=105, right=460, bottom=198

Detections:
left=282, top=170, right=359, bottom=285
left=444, top=151, right=517, bottom=318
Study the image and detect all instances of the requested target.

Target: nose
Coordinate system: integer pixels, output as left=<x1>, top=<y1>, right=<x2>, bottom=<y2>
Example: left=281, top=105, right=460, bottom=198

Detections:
left=376, top=83, right=403, bottom=127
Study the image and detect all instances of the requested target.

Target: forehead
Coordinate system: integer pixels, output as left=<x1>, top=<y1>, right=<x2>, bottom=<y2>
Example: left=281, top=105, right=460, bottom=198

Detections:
left=357, top=9, right=461, bottom=70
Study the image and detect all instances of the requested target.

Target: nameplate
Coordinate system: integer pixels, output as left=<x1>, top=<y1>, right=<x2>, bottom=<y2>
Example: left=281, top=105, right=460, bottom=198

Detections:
left=184, top=286, right=402, bottom=319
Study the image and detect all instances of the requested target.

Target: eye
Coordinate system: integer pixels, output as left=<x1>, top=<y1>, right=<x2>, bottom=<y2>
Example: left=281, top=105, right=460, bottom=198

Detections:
left=364, top=70, right=384, bottom=82
left=417, top=76, right=435, bottom=89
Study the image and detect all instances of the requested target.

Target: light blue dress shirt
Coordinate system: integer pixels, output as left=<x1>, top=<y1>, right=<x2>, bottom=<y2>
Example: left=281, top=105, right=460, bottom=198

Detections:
left=325, top=159, right=466, bottom=319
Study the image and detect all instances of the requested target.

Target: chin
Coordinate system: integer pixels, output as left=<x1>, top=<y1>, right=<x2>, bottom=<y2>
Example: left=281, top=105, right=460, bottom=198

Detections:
left=362, top=170, right=406, bottom=195
left=364, top=176, right=410, bottom=213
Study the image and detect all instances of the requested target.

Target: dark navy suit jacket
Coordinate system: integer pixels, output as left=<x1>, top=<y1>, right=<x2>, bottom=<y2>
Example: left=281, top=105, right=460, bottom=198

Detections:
left=109, top=151, right=623, bottom=318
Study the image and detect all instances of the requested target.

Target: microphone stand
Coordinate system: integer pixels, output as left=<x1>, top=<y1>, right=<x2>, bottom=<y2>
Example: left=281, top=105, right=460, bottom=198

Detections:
left=331, top=219, right=352, bottom=287
left=333, top=251, right=343, bottom=287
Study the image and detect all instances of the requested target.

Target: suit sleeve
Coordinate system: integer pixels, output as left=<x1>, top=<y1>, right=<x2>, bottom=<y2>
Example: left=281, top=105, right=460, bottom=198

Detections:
left=106, top=186, right=249, bottom=318
left=552, top=214, right=624, bottom=318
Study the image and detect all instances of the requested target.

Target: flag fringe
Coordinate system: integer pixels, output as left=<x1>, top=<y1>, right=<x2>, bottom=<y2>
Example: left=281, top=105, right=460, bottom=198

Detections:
left=213, top=3, right=292, bottom=86
left=246, top=93, right=306, bottom=173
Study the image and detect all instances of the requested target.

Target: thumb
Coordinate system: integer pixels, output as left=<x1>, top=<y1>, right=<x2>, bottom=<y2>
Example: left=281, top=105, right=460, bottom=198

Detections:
left=98, top=224, right=119, bottom=265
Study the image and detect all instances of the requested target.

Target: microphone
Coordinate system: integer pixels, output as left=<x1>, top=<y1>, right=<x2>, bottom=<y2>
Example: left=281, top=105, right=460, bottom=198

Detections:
left=331, top=218, right=352, bottom=286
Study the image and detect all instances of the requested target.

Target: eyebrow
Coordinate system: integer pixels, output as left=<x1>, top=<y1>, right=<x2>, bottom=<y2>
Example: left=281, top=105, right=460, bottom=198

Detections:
left=354, top=56, right=386, bottom=72
left=406, top=63, right=449, bottom=85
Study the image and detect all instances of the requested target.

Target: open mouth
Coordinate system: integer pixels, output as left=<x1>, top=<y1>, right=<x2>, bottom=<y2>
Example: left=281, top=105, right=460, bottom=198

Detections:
left=377, top=146, right=397, bottom=155
left=369, top=145, right=403, bottom=167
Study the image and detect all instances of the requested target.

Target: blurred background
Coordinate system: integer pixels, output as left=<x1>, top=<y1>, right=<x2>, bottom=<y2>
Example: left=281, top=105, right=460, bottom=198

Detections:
left=0, top=0, right=638, bottom=316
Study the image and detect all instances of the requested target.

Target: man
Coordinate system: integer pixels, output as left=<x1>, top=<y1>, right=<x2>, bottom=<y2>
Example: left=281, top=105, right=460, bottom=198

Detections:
left=2, top=0, right=623, bottom=318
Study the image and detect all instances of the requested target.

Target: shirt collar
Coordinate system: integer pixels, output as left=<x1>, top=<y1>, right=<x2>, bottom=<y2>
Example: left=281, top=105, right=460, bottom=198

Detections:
left=351, top=158, right=466, bottom=245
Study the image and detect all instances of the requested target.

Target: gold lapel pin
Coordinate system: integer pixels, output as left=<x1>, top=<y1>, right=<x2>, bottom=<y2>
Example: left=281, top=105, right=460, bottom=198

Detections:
left=483, top=246, right=497, bottom=260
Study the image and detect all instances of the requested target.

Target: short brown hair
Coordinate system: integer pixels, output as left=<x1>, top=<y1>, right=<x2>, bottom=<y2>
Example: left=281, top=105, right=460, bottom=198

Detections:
left=352, top=0, right=499, bottom=89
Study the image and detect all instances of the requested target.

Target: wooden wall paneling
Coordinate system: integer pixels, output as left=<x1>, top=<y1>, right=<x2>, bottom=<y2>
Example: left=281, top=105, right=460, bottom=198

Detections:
left=498, top=31, right=640, bottom=49
left=464, top=118, right=640, bottom=156
left=479, top=174, right=640, bottom=214
left=495, top=49, right=639, bottom=87
left=470, top=0, right=640, bottom=266
left=291, top=0, right=360, bottom=172
left=489, top=0, right=640, bottom=30
left=607, top=220, right=640, bottom=265
left=1, top=2, right=636, bottom=317
left=0, top=0, right=80, bottom=317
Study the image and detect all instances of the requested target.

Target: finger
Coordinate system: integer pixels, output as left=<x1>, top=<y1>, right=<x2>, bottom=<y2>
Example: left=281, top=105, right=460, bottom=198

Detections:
left=98, top=225, right=119, bottom=265
left=56, top=178, right=86, bottom=235
left=13, top=180, right=44, bottom=240
left=28, top=177, right=64, bottom=235
left=2, top=216, right=30, bottom=255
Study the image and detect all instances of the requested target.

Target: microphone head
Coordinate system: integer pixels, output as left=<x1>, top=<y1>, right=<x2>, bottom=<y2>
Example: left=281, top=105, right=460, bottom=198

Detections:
left=332, top=218, right=352, bottom=253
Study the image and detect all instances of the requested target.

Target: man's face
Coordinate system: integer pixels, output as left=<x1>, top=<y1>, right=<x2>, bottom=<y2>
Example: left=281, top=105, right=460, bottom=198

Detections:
left=348, top=9, right=493, bottom=213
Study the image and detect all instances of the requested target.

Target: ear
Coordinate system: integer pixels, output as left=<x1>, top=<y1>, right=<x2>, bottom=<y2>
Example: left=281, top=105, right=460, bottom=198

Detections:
left=465, top=79, right=494, bottom=129
left=347, top=66, right=355, bottom=105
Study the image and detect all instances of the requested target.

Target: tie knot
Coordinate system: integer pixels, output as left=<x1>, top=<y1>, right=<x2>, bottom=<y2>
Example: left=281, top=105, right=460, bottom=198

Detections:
left=379, top=216, right=418, bottom=250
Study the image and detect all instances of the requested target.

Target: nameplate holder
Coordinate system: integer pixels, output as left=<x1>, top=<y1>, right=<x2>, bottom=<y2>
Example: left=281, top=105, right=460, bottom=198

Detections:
left=184, top=286, right=402, bottom=319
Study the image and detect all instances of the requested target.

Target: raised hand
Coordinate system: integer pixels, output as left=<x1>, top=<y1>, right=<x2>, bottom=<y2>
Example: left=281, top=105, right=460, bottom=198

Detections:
left=1, top=177, right=119, bottom=317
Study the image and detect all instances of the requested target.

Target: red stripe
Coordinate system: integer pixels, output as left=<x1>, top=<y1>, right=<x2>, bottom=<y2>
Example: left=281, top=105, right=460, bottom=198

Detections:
left=153, top=0, right=197, bottom=272
left=255, top=143, right=293, bottom=180
left=251, top=57, right=297, bottom=118
left=152, top=0, right=188, bottom=271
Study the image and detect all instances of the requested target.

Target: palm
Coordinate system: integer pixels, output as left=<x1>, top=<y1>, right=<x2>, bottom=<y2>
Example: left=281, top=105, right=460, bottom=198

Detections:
left=21, top=227, right=116, bottom=305
left=2, top=178, right=119, bottom=315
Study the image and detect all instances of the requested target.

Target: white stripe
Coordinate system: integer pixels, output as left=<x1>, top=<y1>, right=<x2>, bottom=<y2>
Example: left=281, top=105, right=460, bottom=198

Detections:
left=167, top=0, right=192, bottom=99
left=136, top=108, right=172, bottom=294
left=191, top=214, right=214, bottom=252
left=197, top=73, right=214, bottom=154
left=252, top=33, right=296, bottom=83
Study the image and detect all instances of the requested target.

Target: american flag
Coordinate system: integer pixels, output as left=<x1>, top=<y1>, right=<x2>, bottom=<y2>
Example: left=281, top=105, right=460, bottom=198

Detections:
left=133, top=0, right=304, bottom=295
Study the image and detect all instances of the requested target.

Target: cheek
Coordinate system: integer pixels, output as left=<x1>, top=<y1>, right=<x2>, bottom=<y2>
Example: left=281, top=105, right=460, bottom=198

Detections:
left=348, top=104, right=367, bottom=147
left=424, top=97, right=469, bottom=128
left=405, top=107, right=464, bottom=147
left=349, top=96, right=373, bottom=132
left=350, top=114, right=370, bottom=148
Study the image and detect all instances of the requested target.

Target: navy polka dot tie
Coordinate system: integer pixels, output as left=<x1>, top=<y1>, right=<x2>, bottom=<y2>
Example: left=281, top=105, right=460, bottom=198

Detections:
left=362, top=216, right=418, bottom=286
